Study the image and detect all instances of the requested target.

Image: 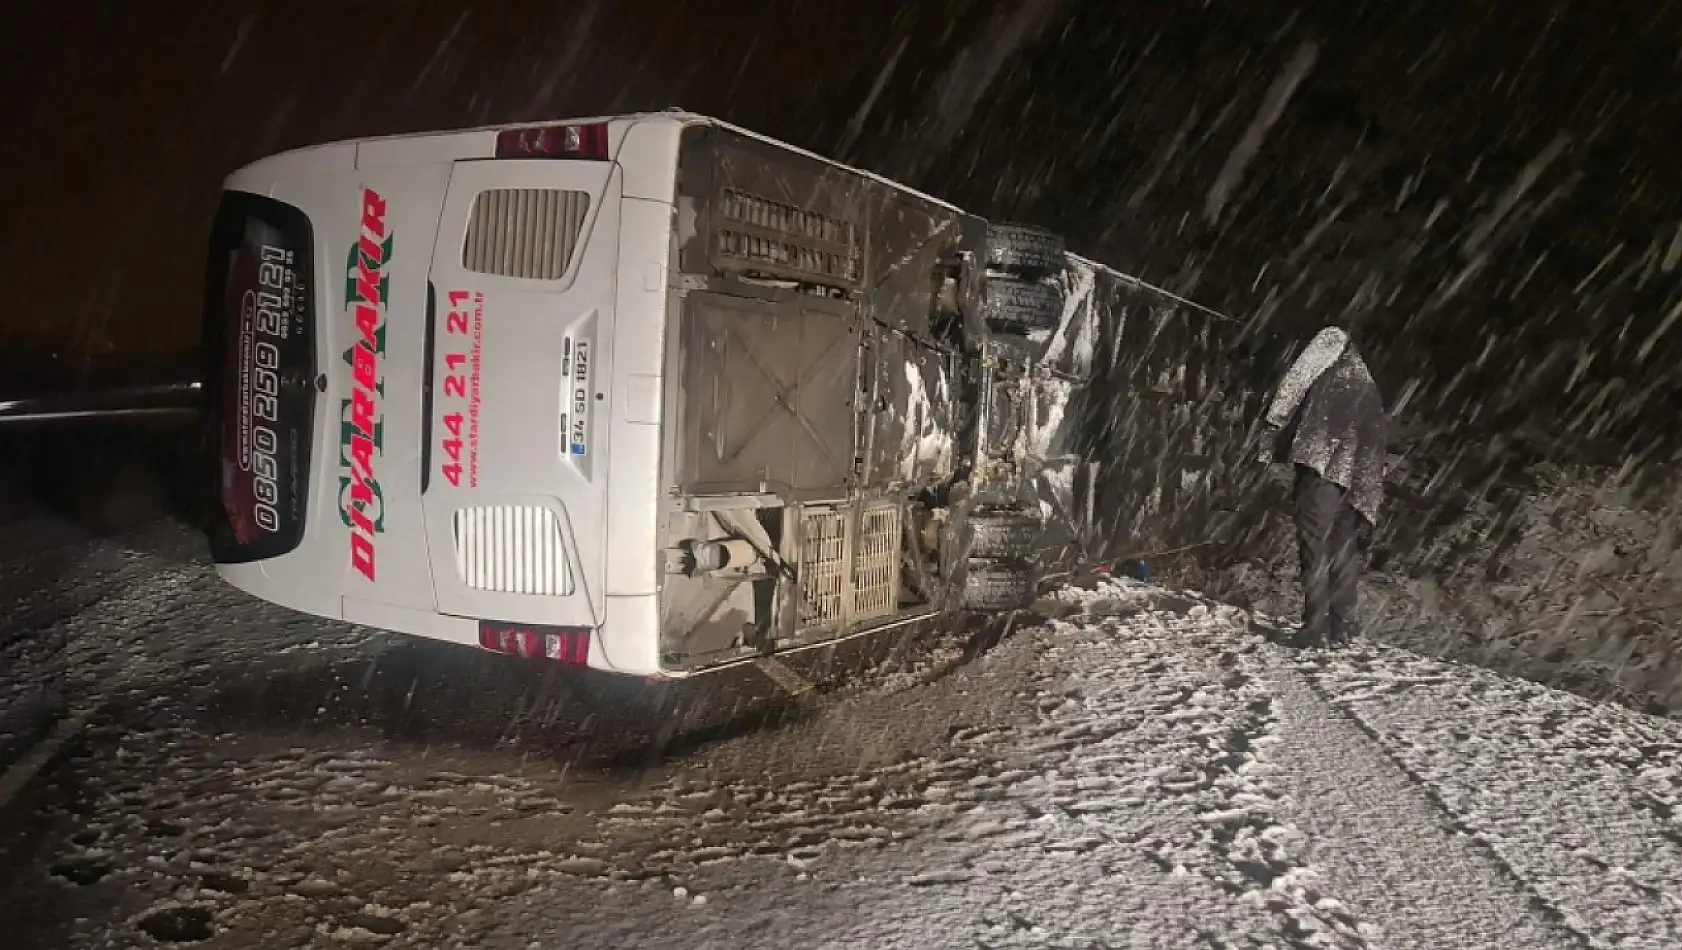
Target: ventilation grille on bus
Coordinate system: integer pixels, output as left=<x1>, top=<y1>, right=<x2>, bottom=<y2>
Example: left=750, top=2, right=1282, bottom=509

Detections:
left=716, top=188, right=862, bottom=289
left=853, top=506, right=902, bottom=622
left=451, top=505, right=573, bottom=596
left=797, top=510, right=848, bottom=628
left=796, top=505, right=902, bottom=630
left=462, top=189, right=591, bottom=280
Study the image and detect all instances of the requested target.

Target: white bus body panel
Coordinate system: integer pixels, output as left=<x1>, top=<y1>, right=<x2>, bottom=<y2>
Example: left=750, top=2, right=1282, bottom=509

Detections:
left=212, top=116, right=690, bottom=677
left=421, top=157, right=620, bottom=628
left=213, top=149, right=449, bottom=627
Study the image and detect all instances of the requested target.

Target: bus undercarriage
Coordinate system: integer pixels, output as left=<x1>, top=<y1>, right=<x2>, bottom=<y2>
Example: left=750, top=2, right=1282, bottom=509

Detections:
left=655, top=126, right=1114, bottom=673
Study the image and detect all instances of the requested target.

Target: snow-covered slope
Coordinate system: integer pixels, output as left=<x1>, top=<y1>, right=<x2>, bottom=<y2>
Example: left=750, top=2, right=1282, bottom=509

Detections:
left=1219, top=448, right=1682, bottom=718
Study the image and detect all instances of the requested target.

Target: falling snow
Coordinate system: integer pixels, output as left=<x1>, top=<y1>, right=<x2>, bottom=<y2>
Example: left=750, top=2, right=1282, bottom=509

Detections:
left=6, top=3, right=1682, bottom=946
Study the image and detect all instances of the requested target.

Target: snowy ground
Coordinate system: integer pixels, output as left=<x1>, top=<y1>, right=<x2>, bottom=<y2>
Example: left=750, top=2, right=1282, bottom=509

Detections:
left=3, top=476, right=1682, bottom=949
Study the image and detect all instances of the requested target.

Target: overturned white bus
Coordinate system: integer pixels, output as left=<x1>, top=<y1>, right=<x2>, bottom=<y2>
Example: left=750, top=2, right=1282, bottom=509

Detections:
left=202, top=110, right=1237, bottom=680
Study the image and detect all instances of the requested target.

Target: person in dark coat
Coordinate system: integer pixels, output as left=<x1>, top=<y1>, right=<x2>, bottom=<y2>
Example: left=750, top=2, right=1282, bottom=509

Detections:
left=1257, top=326, right=1387, bottom=648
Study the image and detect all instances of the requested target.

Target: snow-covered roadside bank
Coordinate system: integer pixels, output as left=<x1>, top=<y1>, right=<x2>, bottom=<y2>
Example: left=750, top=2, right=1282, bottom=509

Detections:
left=1214, top=444, right=1682, bottom=719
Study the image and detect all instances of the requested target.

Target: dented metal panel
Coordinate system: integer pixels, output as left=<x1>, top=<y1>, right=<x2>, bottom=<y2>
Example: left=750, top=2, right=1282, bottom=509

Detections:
left=856, top=328, right=908, bottom=488
left=1020, top=370, right=1083, bottom=464
left=899, top=345, right=962, bottom=487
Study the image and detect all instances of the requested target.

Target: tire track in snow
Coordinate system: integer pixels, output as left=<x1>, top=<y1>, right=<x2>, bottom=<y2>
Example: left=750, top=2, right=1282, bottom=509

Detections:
left=614, top=583, right=1542, bottom=948
left=1260, top=656, right=1579, bottom=949
left=1302, top=647, right=1682, bottom=948
left=955, top=608, right=1310, bottom=946
left=947, top=586, right=1381, bottom=947
left=1110, top=597, right=1377, bottom=949
left=597, top=590, right=1364, bottom=948
left=540, top=588, right=1386, bottom=947
left=1092, top=581, right=1589, bottom=948
left=5, top=584, right=1334, bottom=948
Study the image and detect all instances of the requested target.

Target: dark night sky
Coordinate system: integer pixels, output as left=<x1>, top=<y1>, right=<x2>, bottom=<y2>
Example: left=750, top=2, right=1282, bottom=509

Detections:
left=4, top=0, right=1681, bottom=447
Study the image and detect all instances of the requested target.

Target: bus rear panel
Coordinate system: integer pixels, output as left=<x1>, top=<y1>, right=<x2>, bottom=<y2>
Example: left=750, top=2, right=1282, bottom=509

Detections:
left=203, top=116, right=685, bottom=676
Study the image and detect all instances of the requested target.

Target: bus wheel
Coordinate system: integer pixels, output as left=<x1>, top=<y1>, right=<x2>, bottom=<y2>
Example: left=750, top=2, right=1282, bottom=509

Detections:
left=985, top=223, right=1066, bottom=278
left=967, top=508, right=1043, bottom=559
left=982, top=277, right=1063, bottom=334
left=960, top=559, right=1039, bottom=611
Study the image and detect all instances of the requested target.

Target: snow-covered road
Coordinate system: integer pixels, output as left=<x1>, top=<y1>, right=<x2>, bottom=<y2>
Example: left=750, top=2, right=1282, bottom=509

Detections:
left=2, top=492, right=1680, bottom=948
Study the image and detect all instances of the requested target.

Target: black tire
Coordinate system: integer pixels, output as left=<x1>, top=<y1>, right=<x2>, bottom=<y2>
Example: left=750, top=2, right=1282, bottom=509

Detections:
left=986, top=223, right=1066, bottom=277
left=982, top=277, right=1063, bottom=333
left=960, top=559, right=1038, bottom=611
left=968, top=508, right=1042, bottom=559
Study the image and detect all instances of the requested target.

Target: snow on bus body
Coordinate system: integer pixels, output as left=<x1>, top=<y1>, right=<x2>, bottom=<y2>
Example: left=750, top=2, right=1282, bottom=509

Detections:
left=1014, top=255, right=1237, bottom=546
left=1024, top=258, right=1100, bottom=461
left=1003, top=257, right=1098, bottom=532
left=897, top=356, right=958, bottom=484
left=207, top=114, right=689, bottom=678
left=1038, top=255, right=1100, bottom=380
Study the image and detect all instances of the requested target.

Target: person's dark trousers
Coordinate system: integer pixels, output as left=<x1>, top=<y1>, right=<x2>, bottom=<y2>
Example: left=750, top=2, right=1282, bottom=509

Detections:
left=1293, top=464, right=1361, bottom=646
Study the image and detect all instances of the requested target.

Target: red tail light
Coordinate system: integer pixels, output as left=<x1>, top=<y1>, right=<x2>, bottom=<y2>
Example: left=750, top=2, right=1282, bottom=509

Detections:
left=478, top=622, right=593, bottom=665
left=495, top=123, right=611, bottom=161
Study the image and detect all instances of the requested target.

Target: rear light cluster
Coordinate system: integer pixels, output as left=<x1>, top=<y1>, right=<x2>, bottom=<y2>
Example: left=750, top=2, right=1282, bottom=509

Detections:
left=495, top=123, right=611, bottom=161
left=478, top=621, right=592, bottom=665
